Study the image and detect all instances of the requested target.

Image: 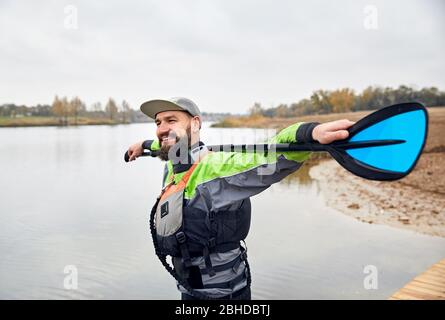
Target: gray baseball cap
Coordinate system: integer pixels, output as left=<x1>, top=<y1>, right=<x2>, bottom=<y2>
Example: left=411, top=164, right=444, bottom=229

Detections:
left=140, top=97, right=201, bottom=120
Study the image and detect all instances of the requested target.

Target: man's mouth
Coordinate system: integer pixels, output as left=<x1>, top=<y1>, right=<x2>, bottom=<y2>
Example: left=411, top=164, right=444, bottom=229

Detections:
left=161, top=137, right=177, bottom=145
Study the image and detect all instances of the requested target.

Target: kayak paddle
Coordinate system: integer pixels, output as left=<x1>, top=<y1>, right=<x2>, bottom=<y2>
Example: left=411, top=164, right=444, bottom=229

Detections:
left=125, top=102, right=428, bottom=181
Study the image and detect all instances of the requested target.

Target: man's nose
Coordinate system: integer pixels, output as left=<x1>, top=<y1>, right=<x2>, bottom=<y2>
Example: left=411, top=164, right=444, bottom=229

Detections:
left=157, top=122, right=171, bottom=136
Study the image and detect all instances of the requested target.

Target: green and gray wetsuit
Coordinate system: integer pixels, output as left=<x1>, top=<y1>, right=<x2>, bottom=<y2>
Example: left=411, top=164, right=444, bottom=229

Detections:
left=144, top=122, right=318, bottom=298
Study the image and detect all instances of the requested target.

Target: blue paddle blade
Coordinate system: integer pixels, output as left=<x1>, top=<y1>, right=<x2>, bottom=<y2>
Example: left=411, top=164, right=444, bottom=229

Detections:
left=346, top=109, right=426, bottom=172
left=328, top=102, right=428, bottom=181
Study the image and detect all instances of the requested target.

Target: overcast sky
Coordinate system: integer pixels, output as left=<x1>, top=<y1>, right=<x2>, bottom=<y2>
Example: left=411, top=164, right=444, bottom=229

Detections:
left=1, top=0, right=444, bottom=113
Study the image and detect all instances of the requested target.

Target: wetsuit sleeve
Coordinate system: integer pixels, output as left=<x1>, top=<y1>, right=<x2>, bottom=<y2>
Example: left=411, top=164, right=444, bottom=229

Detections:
left=142, top=139, right=171, bottom=186
left=142, top=139, right=160, bottom=151
left=185, top=122, right=319, bottom=210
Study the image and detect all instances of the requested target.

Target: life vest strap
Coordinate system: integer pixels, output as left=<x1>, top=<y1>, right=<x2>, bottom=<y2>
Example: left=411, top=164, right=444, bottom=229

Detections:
left=186, top=242, right=240, bottom=257
left=203, top=246, right=216, bottom=277
left=176, top=231, right=192, bottom=268
left=201, top=270, right=247, bottom=289
left=199, top=247, right=248, bottom=275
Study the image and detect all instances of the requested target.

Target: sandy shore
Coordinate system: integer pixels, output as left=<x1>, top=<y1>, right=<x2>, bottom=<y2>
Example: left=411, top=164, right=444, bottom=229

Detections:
left=309, top=152, right=445, bottom=238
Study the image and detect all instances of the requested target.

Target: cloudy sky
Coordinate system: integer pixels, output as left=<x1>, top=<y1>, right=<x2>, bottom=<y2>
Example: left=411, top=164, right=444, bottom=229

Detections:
left=1, top=0, right=444, bottom=113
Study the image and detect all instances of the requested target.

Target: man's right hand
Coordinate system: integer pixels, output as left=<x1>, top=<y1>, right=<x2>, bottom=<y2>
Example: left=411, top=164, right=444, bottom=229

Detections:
left=127, top=141, right=144, bottom=161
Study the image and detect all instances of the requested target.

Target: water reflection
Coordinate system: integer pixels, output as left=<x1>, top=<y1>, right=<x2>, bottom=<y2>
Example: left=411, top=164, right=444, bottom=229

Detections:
left=281, top=151, right=330, bottom=187
left=282, top=160, right=318, bottom=186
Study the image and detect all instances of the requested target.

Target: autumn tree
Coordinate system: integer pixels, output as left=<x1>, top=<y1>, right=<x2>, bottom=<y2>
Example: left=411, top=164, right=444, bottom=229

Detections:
left=91, top=102, right=102, bottom=112
left=310, top=90, right=332, bottom=114
left=51, top=96, right=64, bottom=120
left=292, top=99, right=313, bottom=116
left=121, top=100, right=131, bottom=123
left=329, top=88, right=355, bottom=113
left=69, top=96, right=86, bottom=125
left=51, top=95, right=70, bottom=124
left=61, top=97, right=70, bottom=123
left=417, top=87, right=440, bottom=107
left=90, top=102, right=103, bottom=119
left=105, top=98, right=118, bottom=121
left=275, top=104, right=290, bottom=117
left=249, top=102, right=264, bottom=116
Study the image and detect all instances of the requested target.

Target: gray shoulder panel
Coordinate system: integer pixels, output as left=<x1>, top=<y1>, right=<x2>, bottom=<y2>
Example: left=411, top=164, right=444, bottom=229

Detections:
left=192, top=155, right=303, bottom=211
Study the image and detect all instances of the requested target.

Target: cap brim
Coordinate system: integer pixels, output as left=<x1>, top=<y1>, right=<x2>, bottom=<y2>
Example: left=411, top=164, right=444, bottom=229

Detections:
left=140, top=99, right=185, bottom=119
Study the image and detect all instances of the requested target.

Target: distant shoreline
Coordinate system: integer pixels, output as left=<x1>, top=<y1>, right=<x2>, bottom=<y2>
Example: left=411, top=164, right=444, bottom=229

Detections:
left=0, top=117, right=222, bottom=128
left=0, top=122, right=128, bottom=128
left=211, top=107, right=445, bottom=129
left=0, top=122, right=137, bottom=128
left=0, top=116, right=151, bottom=128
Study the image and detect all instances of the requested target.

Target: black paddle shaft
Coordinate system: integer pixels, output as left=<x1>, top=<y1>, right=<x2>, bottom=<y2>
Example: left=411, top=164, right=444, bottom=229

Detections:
left=123, top=140, right=404, bottom=162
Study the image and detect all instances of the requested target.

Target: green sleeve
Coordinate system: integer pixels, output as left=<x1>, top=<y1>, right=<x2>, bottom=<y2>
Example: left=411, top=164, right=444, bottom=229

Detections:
left=192, top=122, right=311, bottom=186
left=150, top=140, right=160, bottom=151
left=183, top=122, right=312, bottom=201
left=267, top=122, right=311, bottom=162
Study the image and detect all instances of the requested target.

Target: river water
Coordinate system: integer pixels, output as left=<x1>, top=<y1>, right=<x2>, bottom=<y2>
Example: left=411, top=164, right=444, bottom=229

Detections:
left=1, top=122, right=444, bottom=299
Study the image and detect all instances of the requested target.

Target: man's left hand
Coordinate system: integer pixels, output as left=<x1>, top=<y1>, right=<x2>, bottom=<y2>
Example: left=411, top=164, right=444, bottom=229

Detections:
left=312, top=119, right=355, bottom=144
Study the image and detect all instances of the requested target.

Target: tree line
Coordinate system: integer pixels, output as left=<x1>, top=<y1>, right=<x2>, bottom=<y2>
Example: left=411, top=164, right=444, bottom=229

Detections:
left=2, top=86, right=444, bottom=123
left=249, top=85, right=445, bottom=117
left=0, top=96, right=143, bottom=124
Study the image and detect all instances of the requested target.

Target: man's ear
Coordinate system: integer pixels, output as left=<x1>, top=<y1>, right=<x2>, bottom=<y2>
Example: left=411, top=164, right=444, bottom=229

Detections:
left=191, top=116, right=201, bottom=132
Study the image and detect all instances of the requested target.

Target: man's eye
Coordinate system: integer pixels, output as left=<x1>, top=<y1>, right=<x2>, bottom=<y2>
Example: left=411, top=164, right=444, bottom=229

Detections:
left=169, top=120, right=176, bottom=123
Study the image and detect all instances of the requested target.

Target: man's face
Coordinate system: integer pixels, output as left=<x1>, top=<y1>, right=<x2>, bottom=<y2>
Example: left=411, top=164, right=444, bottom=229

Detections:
left=155, top=110, right=193, bottom=146
left=155, top=110, right=199, bottom=161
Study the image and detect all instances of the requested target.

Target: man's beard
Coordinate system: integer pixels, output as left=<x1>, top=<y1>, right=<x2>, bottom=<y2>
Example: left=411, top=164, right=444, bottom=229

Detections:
left=158, top=126, right=192, bottom=162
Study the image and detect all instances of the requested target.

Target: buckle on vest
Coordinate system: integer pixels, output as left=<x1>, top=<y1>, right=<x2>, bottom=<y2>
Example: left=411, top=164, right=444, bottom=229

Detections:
left=208, top=237, right=216, bottom=248
left=232, top=250, right=248, bottom=273
left=176, top=232, right=186, bottom=244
